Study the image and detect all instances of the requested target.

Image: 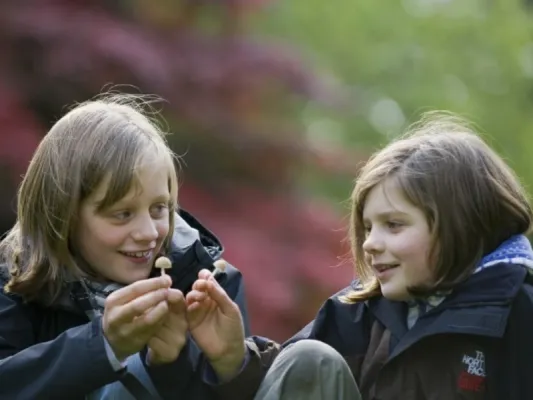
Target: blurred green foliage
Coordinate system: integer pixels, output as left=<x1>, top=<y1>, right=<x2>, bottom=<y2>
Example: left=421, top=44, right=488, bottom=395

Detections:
left=255, top=0, right=533, bottom=204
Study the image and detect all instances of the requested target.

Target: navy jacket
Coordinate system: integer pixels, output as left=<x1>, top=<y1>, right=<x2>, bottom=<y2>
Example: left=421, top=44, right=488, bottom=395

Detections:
left=214, top=264, right=533, bottom=399
left=0, top=210, right=250, bottom=399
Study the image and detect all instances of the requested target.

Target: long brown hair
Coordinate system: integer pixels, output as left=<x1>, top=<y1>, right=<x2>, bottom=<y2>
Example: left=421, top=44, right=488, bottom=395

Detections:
left=1, top=94, right=179, bottom=304
left=341, top=112, right=532, bottom=303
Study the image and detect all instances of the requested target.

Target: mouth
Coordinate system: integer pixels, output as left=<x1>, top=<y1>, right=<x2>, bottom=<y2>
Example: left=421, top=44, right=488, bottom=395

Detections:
left=372, top=263, right=400, bottom=273
left=119, top=250, right=154, bottom=259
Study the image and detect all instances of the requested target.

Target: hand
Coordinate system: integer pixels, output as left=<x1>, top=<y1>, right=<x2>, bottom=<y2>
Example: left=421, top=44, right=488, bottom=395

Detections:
left=147, top=288, right=188, bottom=365
left=186, top=261, right=246, bottom=381
left=103, top=276, right=172, bottom=361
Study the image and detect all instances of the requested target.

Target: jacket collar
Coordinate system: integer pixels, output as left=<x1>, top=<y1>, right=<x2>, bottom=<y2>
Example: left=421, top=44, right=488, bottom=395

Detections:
left=156, top=209, right=224, bottom=288
left=369, top=265, right=529, bottom=360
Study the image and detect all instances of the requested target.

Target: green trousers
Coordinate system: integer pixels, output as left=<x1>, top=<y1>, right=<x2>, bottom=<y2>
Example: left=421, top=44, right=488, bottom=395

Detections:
left=255, top=340, right=362, bottom=400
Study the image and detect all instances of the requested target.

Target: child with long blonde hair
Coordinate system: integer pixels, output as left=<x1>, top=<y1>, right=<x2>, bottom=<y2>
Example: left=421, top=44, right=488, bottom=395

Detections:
left=0, top=94, right=249, bottom=399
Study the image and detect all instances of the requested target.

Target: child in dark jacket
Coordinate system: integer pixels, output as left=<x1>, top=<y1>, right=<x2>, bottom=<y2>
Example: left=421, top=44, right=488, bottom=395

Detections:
left=0, top=94, right=250, bottom=399
left=184, top=112, right=533, bottom=400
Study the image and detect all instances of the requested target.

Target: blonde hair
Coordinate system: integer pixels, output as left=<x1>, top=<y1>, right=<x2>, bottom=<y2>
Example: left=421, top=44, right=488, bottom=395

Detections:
left=1, top=94, right=179, bottom=303
left=341, top=112, right=532, bottom=303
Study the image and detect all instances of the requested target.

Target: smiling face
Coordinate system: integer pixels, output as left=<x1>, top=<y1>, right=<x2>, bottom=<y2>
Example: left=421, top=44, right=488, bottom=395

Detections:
left=73, top=153, right=173, bottom=284
left=362, top=177, right=433, bottom=301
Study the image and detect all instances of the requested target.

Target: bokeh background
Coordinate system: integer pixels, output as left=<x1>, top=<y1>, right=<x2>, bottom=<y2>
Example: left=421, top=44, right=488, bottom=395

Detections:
left=1, top=0, right=533, bottom=341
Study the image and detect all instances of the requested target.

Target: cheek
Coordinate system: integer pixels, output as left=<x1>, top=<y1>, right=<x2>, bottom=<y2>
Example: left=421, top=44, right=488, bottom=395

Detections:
left=156, top=219, right=170, bottom=238
left=402, top=239, right=433, bottom=277
left=396, top=245, right=425, bottom=264
left=394, top=232, right=431, bottom=263
left=91, top=226, right=130, bottom=248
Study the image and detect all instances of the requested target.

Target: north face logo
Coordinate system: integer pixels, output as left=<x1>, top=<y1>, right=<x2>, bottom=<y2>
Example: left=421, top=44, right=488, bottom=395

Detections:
left=457, top=350, right=486, bottom=392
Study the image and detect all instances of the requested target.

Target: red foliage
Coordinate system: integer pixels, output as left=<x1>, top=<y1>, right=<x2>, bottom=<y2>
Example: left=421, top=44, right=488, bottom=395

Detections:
left=179, top=185, right=354, bottom=339
left=0, top=1, right=363, bottom=340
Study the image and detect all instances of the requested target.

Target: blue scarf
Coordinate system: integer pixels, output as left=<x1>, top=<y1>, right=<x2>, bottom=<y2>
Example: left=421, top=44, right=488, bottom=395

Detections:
left=407, top=234, right=533, bottom=329
left=476, top=234, right=533, bottom=271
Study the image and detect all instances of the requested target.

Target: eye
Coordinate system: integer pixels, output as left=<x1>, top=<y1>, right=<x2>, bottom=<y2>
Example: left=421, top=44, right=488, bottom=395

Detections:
left=113, top=210, right=132, bottom=221
left=386, top=221, right=403, bottom=231
left=363, top=225, right=371, bottom=236
left=151, top=203, right=169, bottom=218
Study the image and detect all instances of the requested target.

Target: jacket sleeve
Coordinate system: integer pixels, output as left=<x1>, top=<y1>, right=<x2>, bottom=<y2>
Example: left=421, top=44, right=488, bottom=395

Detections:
left=0, top=291, right=124, bottom=399
left=207, top=322, right=319, bottom=399
left=140, top=261, right=252, bottom=399
left=88, top=353, right=161, bottom=400
left=204, top=293, right=343, bottom=399
left=488, top=284, right=533, bottom=400
left=205, top=317, right=322, bottom=399
left=205, top=335, right=283, bottom=399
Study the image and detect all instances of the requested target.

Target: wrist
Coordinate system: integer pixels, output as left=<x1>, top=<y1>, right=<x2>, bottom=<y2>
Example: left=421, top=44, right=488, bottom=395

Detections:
left=104, top=338, right=128, bottom=363
left=102, top=321, right=128, bottom=362
left=210, top=343, right=247, bottom=382
left=103, top=336, right=128, bottom=371
left=109, top=342, right=129, bottom=363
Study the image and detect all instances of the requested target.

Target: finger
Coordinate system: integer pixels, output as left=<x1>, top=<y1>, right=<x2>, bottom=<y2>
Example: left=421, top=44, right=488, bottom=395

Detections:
left=106, top=276, right=172, bottom=307
left=197, top=269, right=212, bottom=281
left=138, top=288, right=181, bottom=318
left=153, top=316, right=187, bottom=342
left=187, top=302, right=202, bottom=313
left=131, top=300, right=169, bottom=331
left=148, top=335, right=169, bottom=356
left=117, top=300, right=168, bottom=344
left=147, top=335, right=181, bottom=364
left=186, top=297, right=218, bottom=331
left=192, top=279, right=209, bottom=292
left=167, top=315, right=188, bottom=333
left=115, top=288, right=169, bottom=323
left=186, top=300, right=210, bottom=328
left=185, top=289, right=208, bottom=305
left=186, top=300, right=210, bottom=314
left=204, top=278, right=237, bottom=316
left=197, top=260, right=225, bottom=281
left=166, top=289, right=186, bottom=314
left=166, top=288, right=184, bottom=303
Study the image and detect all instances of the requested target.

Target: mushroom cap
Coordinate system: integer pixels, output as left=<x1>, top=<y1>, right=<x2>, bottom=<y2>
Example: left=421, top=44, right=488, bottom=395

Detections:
left=155, top=257, right=172, bottom=269
left=213, top=259, right=227, bottom=272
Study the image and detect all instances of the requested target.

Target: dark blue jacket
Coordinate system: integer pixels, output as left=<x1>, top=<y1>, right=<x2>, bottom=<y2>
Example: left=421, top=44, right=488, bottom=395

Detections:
left=214, top=264, right=533, bottom=399
left=0, top=210, right=250, bottom=399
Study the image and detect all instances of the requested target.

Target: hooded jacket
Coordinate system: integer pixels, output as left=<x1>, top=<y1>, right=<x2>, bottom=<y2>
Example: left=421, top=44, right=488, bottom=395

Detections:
left=211, top=235, right=533, bottom=400
left=0, top=210, right=250, bottom=399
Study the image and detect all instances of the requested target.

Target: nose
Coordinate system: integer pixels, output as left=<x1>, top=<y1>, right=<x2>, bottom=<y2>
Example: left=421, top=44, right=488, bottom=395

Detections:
left=132, top=213, right=159, bottom=243
left=362, top=228, right=385, bottom=255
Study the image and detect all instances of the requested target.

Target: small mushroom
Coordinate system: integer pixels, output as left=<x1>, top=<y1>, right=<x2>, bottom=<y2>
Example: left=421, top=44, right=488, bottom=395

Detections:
left=155, top=256, right=172, bottom=276
left=212, top=259, right=227, bottom=278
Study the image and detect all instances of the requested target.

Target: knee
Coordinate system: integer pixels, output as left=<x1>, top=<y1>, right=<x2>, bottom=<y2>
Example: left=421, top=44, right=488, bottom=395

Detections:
left=259, top=340, right=359, bottom=399
left=282, top=339, right=347, bottom=373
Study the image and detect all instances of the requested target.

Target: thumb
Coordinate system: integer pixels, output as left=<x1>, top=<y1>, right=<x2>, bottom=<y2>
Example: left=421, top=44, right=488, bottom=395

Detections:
left=167, top=289, right=186, bottom=314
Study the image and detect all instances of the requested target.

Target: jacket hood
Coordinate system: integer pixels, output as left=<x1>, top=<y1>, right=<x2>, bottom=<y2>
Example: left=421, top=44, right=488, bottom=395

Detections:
left=160, top=209, right=225, bottom=287
left=169, top=208, right=223, bottom=263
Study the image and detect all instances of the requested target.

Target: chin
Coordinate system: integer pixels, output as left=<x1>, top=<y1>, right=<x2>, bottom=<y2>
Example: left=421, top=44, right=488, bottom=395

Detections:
left=118, top=269, right=152, bottom=285
left=380, top=284, right=410, bottom=301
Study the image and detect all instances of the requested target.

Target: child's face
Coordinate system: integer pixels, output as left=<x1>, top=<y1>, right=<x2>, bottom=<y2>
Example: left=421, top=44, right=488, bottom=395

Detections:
left=74, top=160, right=172, bottom=284
left=362, top=177, right=433, bottom=301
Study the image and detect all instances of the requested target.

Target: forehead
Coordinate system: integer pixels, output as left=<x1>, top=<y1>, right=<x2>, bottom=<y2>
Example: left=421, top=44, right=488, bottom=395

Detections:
left=362, top=178, right=417, bottom=219
left=90, top=158, right=172, bottom=207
